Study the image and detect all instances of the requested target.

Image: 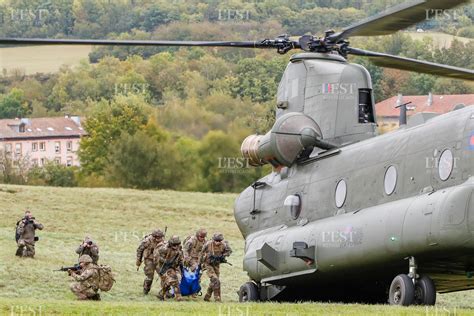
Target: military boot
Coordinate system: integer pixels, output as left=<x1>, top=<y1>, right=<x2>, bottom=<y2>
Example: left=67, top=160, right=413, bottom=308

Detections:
left=156, top=289, right=166, bottom=301
left=214, top=287, right=221, bottom=302
left=175, top=291, right=183, bottom=302
left=15, top=247, right=23, bottom=257
left=143, top=280, right=152, bottom=295
left=204, top=287, right=213, bottom=302
left=91, top=293, right=101, bottom=301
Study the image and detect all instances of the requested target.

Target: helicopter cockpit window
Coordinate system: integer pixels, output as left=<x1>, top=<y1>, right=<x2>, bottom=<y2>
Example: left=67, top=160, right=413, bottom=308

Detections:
left=438, top=149, right=454, bottom=181
left=358, top=89, right=375, bottom=123
left=335, top=179, right=347, bottom=208
left=284, top=194, right=302, bottom=220
left=384, top=165, right=397, bottom=195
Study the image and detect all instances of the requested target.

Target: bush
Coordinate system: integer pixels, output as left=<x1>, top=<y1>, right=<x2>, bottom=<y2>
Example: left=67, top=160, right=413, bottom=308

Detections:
left=27, top=162, right=77, bottom=187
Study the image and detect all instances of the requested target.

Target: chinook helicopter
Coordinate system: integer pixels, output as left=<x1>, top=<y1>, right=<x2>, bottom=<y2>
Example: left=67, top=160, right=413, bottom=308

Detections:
left=2, top=0, right=474, bottom=306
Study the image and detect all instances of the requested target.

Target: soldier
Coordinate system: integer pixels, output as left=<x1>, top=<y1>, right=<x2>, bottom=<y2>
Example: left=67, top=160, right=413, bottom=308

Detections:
left=15, top=210, right=43, bottom=258
left=136, top=229, right=164, bottom=294
left=200, top=233, right=232, bottom=302
left=76, top=236, right=99, bottom=264
left=184, top=228, right=207, bottom=272
left=155, top=235, right=184, bottom=301
left=69, top=255, right=101, bottom=301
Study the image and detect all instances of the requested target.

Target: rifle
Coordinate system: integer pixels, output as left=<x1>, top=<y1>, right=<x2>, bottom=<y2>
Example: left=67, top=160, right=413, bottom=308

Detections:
left=54, top=264, right=81, bottom=272
left=159, top=253, right=179, bottom=276
left=209, top=255, right=232, bottom=266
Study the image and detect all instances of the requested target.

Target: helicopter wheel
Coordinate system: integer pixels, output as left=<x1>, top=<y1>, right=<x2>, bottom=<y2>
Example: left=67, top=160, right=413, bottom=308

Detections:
left=239, top=282, right=259, bottom=302
left=388, top=274, right=415, bottom=306
left=414, top=275, right=436, bottom=306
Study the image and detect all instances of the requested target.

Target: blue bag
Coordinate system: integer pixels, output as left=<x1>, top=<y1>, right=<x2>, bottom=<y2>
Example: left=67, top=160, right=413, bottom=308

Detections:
left=179, top=266, right=201, bottom=296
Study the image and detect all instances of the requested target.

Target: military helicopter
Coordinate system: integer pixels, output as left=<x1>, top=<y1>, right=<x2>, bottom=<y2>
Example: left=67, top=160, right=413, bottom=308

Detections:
left=2, top=0, right=474, bottom=306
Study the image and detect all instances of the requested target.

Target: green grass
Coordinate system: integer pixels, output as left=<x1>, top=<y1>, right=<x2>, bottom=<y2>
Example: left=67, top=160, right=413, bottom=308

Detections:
left=0, top=184, right=474, bottom=315
left=0, top=45, right=92, bottom=75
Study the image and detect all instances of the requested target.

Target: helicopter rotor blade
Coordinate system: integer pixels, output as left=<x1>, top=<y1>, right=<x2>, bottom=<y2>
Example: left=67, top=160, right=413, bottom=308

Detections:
left=0, top=37, right=300, bottom=54
left=328, top=0, right=471, bottom=42
left=347, top=47, right=474, bottom=81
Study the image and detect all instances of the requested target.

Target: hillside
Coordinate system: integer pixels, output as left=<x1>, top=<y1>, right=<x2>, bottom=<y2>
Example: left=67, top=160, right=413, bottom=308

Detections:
left=1, top=185, right=474, bottom=314
left=406, top=31, right=472, bottom=48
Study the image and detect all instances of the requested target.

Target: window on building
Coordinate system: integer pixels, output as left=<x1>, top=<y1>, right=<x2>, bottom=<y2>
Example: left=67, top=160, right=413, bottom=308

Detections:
left=15, top=143, right=21, bottom=155
left=66, top=141, right=72, bottom=152
left=66, top=157, right=73, bottom=167
left=40, top=158, right=45, bottom=166
left=32, top=142, right=38, bottom=152
left=32, top=159, right=38, bottom=166
left=19, top=124, right=25, bottom=133
left=39, top=142, right=46, bottom=151
left=5, top=143, right=12, bottom=153
left=55, top=141, right=61, bottom=154
left=54, top=157, right=61, bottom=164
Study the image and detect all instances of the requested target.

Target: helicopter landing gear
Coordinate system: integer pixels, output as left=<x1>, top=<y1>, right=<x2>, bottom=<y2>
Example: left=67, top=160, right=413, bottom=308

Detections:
left=414, top=275, right=436, bottom=306
left=389, top=274, right=414, bottom=306
left=238, top=282, right=259, bottom=302
left=388, top=256, right=436, bottom=306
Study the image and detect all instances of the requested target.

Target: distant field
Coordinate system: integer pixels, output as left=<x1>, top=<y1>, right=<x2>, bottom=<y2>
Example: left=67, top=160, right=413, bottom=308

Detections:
left=0, top=185, right=473, bottom=314
left=0, top=45, right=92, bottom=75
left=406, top=31, right=472, bottom=48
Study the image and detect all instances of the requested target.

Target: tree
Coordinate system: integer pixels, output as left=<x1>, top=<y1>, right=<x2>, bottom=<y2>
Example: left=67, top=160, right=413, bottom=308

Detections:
left=0, top=88, right=30, bottom=119
left=79, top=94, right=150, bottom=175
left=105, top=129, right=182, bottom=189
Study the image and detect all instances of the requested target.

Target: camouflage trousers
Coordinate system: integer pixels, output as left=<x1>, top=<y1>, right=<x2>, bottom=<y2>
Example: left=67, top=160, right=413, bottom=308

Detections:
left=16, top=239, right=35, bottom=258
left=204, top=264, right=221, bottom=301
left=158, top=268, right=182, bottom=301
left=143, top=258, right=157, bottom=294
left=70, top=282, right=98, bottom=300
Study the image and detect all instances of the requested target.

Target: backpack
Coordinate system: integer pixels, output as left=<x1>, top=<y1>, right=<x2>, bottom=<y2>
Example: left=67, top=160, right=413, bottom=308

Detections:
left=97, top=265, right=115, bottom=292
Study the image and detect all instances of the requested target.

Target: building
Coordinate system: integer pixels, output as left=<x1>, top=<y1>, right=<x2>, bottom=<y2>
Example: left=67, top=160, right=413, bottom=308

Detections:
left=376, top=93, right=474, bottom=131
left=0, top=116, right=86, bottom=167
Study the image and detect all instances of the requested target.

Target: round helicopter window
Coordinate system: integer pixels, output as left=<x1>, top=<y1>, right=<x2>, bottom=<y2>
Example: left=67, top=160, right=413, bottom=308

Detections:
left=335, top=179, right=347, bottom=208
left=384, top=165, right=397, bottom=196
left=438, top=149, right=454, bottom=181
left=284, top=194, right=301, bottom=220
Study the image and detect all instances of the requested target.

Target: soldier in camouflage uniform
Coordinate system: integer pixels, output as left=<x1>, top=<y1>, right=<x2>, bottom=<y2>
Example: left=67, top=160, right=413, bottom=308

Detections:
left=136, top=229, right=164, bottom=294
left=15, top=210, right=44, bottom=258
left=69, top=254, right=101, bottom=301
left=184, top=228, right=207, bottom=272
left=155, top=235, right=184, bottom=301
left=200, top=233, right=232, bottom=302
left=76, top=236, right=99, bottom=264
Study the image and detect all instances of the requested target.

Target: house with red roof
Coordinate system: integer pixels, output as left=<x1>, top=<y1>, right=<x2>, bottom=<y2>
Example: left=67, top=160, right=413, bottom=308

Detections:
left=376, top=94, right=474, bottom=131
left=0, top=116, right=86, bottom=167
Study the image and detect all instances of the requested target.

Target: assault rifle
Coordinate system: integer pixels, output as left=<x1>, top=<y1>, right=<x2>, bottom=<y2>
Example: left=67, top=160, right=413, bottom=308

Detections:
left=54, top=263, right=81, bottom=272
left=159, top=253, right=180, bottom=276
left=209, top=255, right=232, bottom=266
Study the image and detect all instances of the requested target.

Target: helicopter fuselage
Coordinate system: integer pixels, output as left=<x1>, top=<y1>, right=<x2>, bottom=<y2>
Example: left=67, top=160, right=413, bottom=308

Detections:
left=235, top=85, right=474, bottom=300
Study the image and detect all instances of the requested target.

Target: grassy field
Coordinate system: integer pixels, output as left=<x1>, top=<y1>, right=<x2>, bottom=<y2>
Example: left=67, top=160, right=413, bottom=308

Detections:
left=406, top=31, right=472, bottom=48
left=0, top=45, right=92, bottom=75
left=0, top=184, right=474, bottom=315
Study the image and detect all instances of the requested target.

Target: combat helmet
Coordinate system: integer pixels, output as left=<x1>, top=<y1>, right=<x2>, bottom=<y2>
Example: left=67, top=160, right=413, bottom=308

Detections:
left=196, top=228, right=207, bottom=238
left=169, top=235, right=181, bottom=245
left=212, top=233, right=224, bottom=241
left=79, top=254, right=93, bottom=263
left=152, top=229, right=164, bottom=238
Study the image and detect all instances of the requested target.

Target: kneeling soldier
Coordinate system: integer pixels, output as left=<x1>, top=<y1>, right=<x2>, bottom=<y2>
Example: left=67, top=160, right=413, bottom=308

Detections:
left=76, top=236, right=99, bottom=264
left=155, top=235, right=184, bottom=301
left=69, top=255, right=101, bottom=301
left=200, top=233, right=232, bottom=302
left=136, top=229, right=165, bottom=294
